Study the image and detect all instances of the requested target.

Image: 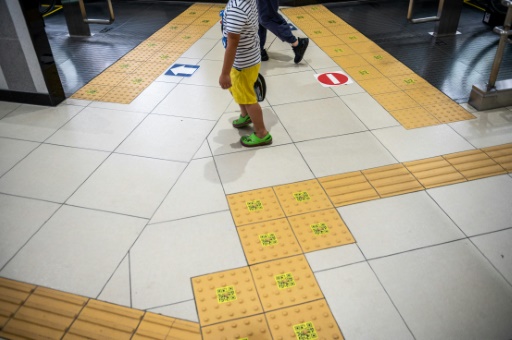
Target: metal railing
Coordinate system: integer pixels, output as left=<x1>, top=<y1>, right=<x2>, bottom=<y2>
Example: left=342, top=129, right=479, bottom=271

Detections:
left=407, top=0, right=444, bottom=23
left=486, top=0, right=512, bottom=90
left=78, top=0, right=115, bottom=25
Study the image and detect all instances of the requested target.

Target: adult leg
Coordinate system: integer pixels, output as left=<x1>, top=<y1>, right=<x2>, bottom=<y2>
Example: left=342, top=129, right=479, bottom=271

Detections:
left=258, top=0, right=296, bottom=45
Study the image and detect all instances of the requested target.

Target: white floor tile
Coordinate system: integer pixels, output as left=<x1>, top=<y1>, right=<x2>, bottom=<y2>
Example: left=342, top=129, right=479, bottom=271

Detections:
left=265, top=71, right=337, bottom=106
left=370, top=240, right=512, bottom=340
left=67, top=153, right=185, bottom=218
left=449, top=107, right=512, bottom=148
left=130, top=211, right=246, bottom=309
left=180, top=59, right=225, bottom=87
left=0, top=194, right=60, bottom=269
left=260, top=50, right=312, bottom=76
left=372, top=124, right=475, bottom=162
left=0, top=144, right=108, bottom=203
left=203, top=40, right=225, bottom=61
left=0, top=101, right=21, bottom=119
left=193, top=140, right=212, bottom=159
left=181, top=38, right=219, bottom=60
left=0, top=138, right=39, bottom=177
left=296, top=131, right=397, bottom=178
left=201, top=23, right=222, bottom=40
left=427, top=175, right=512, bottom=236
left=0, top=205, right=146, bottom=297
left=115, top=114, right=215, bottom=162
left=316, top=262, right=414, bottom=340
left=150, top=157, right=228, bottom=224
left=471, top=228, right=512, bottom=284
left=88, top=82, right=177, bottom=113
left=207, top=107, right=292, bottom=156
left=154, top=57, right=200, bottom=83
left=303, top=44, right=338, bottom=70
left=272, top=97, right=366, bottom=142
left=148, top=300, right=199, bottom=322
left=97, top=256, right=131, bottom=307
left=0, top=104, right=83, bottom=142
left=340, top=92, right=399, bottom=130
left=305, top=244, right=365, bottom=272
left=45, top=107, right=147, bottom=152
left=339, top=192, right=465, bottom=259
left=214, top=144, right=314, bottom=194
left=152, top=83, right=232, bottom=121
left=62, top=98, right=91, bottom=107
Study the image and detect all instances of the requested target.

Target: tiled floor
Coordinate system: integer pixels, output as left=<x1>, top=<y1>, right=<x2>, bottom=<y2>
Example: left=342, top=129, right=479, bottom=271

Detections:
left=1, top=3, right=512, bottom=340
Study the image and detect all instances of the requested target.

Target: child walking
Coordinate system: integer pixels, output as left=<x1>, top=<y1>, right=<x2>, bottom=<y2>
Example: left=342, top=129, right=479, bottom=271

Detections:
left=219, top=0, right=272, bottom=147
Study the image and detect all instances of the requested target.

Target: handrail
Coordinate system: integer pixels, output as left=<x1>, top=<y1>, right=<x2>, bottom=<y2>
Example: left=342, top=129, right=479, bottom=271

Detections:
left=407, top=0, right=445, bottom=23
left=487, top=0, right=512, bottom=90
left=78, top=0, right=115, bottom=25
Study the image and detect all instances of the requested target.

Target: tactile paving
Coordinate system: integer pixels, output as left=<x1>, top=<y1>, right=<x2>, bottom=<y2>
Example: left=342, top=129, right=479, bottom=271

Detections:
left=131, top=312, right=175, bottom=339
left=362, top=164, right=424, bottom=197
left=265, top=299, right=343, bottom=340
left=201, top=314, right=272, bottom=340
left=319, top=171, right=379, bottom=207
left=332, top=54, right=368, bottom=68
left=389, top=107, right=441, bottom=129
left=388, top=73, right=431, bottom=90
left=273, top=180, right=333, bottom=216
left=322, top=43, right=357, bottom=58
left=65, top=299, right=144, bottom=339
left=167, top=319, right=202, bottom=340
left=237, top=218, right=302, bottom=265
left=192, top=267, right=262, bottom=326
left=100, top=86, right=144, bottom=104
left=372, top=91, right=419, bottom=111
left=0, top=278, right=35, bottom=329
left=357, top=77, right=401, bottom=95
left=424, top=101, right=476, bottom=123
left=443, top=150, right=507, bottom=180
left=288, top=208, right=355, bottom=252
left=227, top=187, right=285, bottom=226
left=1, top=287, right=87, bottom=340
left=482, top=143, right=512, bottom=172
left=250, top=255, right=323, bottom=312
left=348, top=41, right=383, bottom=54
left=373, top=61, right=413, bottom=77
left=360, top=51, right=398, bottom=65
left=344, top=64, right=384, bottom=81
left=403, top=156, right=466, bottom=188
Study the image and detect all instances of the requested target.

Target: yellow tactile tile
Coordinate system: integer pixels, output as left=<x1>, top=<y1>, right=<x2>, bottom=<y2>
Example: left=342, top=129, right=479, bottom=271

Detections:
left=403, top=156, right=467, bottom=188
left=100, top=86, right=143, bottom=104
left=160, top=41, right=197, bottom=54
left=156, top=23, right=188, bottom=35
left=360, top=51, right=398, bottom=65
left=288, top=208, right=355, bottom=252
left=107, top=60, right=143, bottom=74
left=87, top=71, right=127, bottom=87
left=331, top=53, right=370, bottom=68
left=322, top=43, right=357, bottom=58
left=337, top=32, right=371, bottom=45
left=121, top=73, right=157, bottom=89
left=373, top=61, right=413, bottom=77
left=344, top=64, right=385, bottom=82
left=482, top=143, right=512, bottom=172
left=227, top=187, right=285, bottom=227
left=313, top=35, right=345, bottom=47
left=192, top=267, right=262, bottom=326
left=0, top=278, right=35, bottom=329
left=250, top=255, right=323, bottom=312
left=362, top=164, right=424, bottom=197
left=1, top=287, right=87, bottom=340
left=65, top=299, right=144, bottom=339
left=423, top=101, right=476, bottom=123
left=327, top=24, right=359, bottom=35
left=133, top=61, right=171, bottom=76
left=123, top=49, right=157, bottom=62
left=284, top=13, right=316, bottom=24
left=237, top=218, right=302, bottom=265
left=388, top=73, right=431, bottom=90
left=372, top=91, right=420, bottom=112
left=319, top=171, right=379, bottom=206
left=301, top=25, right=336, bottom=39
left=280, top=7, right=307, bottom=17
left=201, top=314, right=272, bottom=340
left=388, top=107, right=441, bottom=129
left=273, top=180, right=333, bottom=216
left=167, top=319, right=202, bottom=340
left=265, top=299, right=344, bottom=340
left=443, top=150, right=507, bottom=180
left=71, top=84, right=111, bottom=101
left=131, top=313, right=175, bottom=339
left=348, top=40, right=383, bottom=54
left=147, top=52, right=180, bottom=64
left=358, top=77, right=401, bottom=95
left=404, top=86, right=451, bottom=106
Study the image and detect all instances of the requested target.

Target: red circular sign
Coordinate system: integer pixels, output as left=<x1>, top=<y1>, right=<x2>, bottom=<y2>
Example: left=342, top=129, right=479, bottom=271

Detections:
left=317, top=72, right=349, bottom=86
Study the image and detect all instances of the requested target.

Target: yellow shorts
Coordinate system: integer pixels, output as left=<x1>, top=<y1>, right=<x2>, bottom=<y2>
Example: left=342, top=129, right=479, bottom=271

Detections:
left=229, top=63, right=260, bottom=105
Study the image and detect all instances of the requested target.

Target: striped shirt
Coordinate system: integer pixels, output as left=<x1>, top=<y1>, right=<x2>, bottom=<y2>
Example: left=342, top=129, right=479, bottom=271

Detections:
left=222, top=0, right=260, bottom=69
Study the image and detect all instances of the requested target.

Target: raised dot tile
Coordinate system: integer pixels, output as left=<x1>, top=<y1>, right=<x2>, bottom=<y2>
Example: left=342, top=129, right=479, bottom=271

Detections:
left=227, top=188, right=285, bottom=226
left=273, top=180, right=333, bottom=216
left=201, top=314, right=272, bottom=340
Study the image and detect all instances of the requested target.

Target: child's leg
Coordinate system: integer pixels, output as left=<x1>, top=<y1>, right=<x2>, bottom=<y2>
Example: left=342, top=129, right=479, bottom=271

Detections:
left=242, top=103, right=268, bottom=138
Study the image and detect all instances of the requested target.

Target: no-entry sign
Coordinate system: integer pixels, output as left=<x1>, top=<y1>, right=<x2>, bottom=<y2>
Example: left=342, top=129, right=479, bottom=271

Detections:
left=315, top=72, right=352, bottom=87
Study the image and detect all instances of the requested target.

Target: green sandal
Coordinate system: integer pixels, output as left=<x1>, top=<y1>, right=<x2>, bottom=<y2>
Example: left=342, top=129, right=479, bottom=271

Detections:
left=240, top=132, right=273, bottom=147
left=232, top=115, right=252, bottom=128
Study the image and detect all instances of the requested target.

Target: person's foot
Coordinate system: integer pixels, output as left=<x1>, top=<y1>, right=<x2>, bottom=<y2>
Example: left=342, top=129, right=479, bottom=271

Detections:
left=240, top=132, right=272, bottom=147
left=292, top=37, right=309, bottom=64
left=232, top=114, right=252, bottom=128
left=261, top=49, right=269, bottom=61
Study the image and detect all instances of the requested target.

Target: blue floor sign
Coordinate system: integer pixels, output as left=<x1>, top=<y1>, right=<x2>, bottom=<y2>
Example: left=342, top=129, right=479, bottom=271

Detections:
left=166, top=64, right=200, bottom=77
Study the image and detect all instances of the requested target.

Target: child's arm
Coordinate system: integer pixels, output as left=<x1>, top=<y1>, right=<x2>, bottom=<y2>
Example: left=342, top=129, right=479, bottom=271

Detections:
left=219, top=32, right=240, bottom=89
